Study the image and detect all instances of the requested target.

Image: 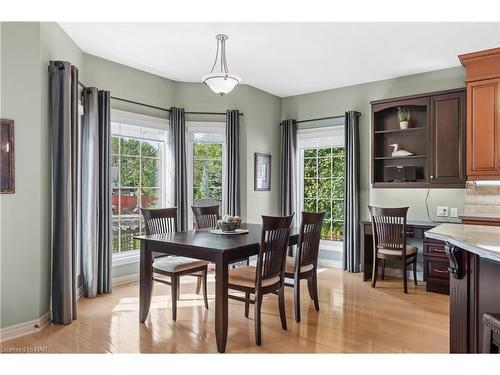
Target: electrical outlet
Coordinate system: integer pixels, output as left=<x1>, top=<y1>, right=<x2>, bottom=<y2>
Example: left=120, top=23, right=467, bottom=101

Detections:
left=450, top=208, right=458, bottom=218
left=437, top=206, right=449, bottom=217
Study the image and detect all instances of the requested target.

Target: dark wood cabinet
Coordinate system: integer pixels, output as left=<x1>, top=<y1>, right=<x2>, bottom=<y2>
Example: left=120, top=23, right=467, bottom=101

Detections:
left=429, top=91, right=466, bottom=186
left=371, top=88, right=466, bottom=188
left=423, top=240, right=450, bottom=295
left=459, top=48, right=500, bottom=180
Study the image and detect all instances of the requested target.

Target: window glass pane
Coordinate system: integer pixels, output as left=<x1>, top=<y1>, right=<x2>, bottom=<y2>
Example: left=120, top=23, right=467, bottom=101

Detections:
left=333, top=201, right=343, bottom=220
left=318, top=178, right=331, bottom=198
left=112, top=219, right=120, bottom=253
left=304, top=198, right=317, bottom=212
left=141, top=158, right=160, bottom=187
left=141, top=188, right=160, bottom=209
left=111, top=136, right=120, bottom=155
left=321, top=220, right=332, bottom=240
left=332, top=221, right=343, bottom=241
left=120, top=137, right=140, bottom=156
left=119, top=188, right=139, bottom=215
left=141, top=139, right=160, bottom=158
left=120, top=157, right=140, bottom=187
left=304, top=157, right=317, bottom=178
left=333, top=156, right=343, bottom=178
left=112, top=188, right=120, bottom=216
left=120, top=219, right=141, bottom=252
left=192, top=142, right=223, bottom=206
left=302, top=146, right=345, bottom=241
left=304, top=149, right=317, bottom=158
left=111, top=156, right=120, bottom=187
left=304, top=178, right=318, bottom=197
left=317, top=199, right=331, bottom=220
left=318, top=156, right=332, bottom=178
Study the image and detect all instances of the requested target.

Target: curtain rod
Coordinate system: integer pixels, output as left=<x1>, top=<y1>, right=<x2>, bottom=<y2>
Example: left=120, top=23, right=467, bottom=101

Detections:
left=295, top=115, right=345, bottom=124
left=78, top=80, right=243, bottom=116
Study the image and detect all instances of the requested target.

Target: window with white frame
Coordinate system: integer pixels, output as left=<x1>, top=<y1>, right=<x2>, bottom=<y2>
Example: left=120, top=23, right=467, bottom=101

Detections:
left=187, top=122, right=226, bottom=228
left=297, top=124, right=345, bottom=244
left=111, top=110, right=169, bottom=258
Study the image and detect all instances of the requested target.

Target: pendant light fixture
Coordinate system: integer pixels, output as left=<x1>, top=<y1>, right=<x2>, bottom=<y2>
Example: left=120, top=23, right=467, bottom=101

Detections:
left=202, top=34, right=241, bottom=96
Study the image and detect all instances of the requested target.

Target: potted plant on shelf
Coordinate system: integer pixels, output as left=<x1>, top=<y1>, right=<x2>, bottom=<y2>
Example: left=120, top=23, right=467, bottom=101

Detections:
left=397, top=106, right=410, bottom=129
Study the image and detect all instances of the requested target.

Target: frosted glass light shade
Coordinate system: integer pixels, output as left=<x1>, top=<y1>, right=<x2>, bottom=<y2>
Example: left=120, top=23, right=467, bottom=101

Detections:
left=202, top=72, right=241, bottom=95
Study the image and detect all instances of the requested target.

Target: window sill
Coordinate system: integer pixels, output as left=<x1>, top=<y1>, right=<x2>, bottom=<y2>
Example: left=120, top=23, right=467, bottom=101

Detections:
left=113, top=250, right=140, bottom=267
left=320, top=240, right=343, bottom=252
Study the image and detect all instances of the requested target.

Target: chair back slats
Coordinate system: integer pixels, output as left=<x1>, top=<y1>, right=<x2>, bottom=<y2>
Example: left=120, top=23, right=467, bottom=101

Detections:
left=141, top=208, right=178, bottom=259
left=369, top=206, right=408, bottom=254
left=256, top=215, right=294, bottom=287
left=192, top=205, right=220, bottom=230
left=141, top=207, right=178, bottom=235
left=297, top=211, right=324, bottom=270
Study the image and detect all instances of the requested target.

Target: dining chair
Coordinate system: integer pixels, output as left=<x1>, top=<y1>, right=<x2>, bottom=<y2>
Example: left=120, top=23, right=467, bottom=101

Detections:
left=368, top=206, right=418, bottom=294
left=191, top=205, right=220, bottom=230
left=227, top=214, right=294, bottom=345
left=141, top=207, right=209, bottom=321
left=284, top=211, right=324, bottom=322
left=482, top=312, right=500, bottom=353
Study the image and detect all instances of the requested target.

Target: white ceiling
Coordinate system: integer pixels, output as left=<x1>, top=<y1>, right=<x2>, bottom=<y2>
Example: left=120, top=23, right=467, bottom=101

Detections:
left=59, top=22, right=500, bottom=97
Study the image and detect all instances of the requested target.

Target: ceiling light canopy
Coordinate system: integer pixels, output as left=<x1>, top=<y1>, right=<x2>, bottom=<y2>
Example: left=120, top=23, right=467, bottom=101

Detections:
left=202, top=34, right=241, bottom=96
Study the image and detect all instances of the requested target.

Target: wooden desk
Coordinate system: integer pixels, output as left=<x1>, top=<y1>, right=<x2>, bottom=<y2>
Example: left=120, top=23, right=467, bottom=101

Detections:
left=135, top=223, right=299, bottom=353
left=360, top=220, right=449, bottom=294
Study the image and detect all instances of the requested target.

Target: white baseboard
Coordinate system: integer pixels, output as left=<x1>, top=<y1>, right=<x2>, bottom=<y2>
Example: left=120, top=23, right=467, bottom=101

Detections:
left=112, top=273, right=139, bottom=287
left=0, top=312, right=51, bottom=343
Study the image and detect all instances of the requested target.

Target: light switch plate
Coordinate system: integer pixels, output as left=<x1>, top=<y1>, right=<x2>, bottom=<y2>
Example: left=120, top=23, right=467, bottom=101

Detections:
left=450, top=208, right=458, bottom=218
left=437, top=206, right=449, bottom=217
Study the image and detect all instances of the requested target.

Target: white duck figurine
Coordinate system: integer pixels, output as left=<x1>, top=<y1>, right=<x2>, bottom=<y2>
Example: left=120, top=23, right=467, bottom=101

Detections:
left=389, top=144, right=413, bottom=157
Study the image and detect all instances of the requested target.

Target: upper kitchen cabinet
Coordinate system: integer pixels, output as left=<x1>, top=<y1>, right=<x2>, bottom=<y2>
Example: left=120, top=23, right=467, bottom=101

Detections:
left=459, top=47, right=500, bottom=180
left=429, top=90, right=466, bottom=186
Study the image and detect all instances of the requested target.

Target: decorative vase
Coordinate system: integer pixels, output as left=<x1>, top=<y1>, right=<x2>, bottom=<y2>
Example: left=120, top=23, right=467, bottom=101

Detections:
left=399, top=121, right=409, bottom=129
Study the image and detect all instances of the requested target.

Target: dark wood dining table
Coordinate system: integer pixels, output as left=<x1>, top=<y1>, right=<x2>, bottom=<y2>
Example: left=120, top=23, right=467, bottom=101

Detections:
left=135, top=223, right=299, bottom=353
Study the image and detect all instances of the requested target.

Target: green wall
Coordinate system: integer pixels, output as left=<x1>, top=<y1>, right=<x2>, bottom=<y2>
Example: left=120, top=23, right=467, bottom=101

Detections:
left=282, top=67, right=467, bottom=221
left=0, top=22, right=83, bottom=328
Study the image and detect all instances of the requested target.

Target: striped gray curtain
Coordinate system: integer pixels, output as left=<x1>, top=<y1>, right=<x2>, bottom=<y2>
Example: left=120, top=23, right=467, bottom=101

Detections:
left=280, top=119, right=297, bottom=216
left=81, top=88, right=112, bottom=297
left=97, top=91, right=112, bottom=294
left=225, top=110, right=240, bottom=216
left=169, top=107, right=188, bottom=231
left=49, top=61, right=79, bottom=324
left=343, top=111, right=361, bottom=272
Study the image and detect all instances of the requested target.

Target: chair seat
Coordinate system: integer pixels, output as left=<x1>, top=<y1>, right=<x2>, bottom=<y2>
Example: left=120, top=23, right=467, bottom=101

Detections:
left=228, top=266, right=280, bottom=288
left=153, top=256, right=209, bottom=274
left=378, top=246, right=418, bottom=257
left=285, top=256, right=314, bottom=274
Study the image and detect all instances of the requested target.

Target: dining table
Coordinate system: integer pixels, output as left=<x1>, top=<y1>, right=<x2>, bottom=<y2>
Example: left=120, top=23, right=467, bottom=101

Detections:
left=135, top=222, right=300, bottom=353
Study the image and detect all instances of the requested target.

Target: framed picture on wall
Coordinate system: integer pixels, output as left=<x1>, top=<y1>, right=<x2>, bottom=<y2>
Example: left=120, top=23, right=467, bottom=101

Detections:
left=0, top=119, right=15, bottom=194
left=254, top=153, right=271, bottom=191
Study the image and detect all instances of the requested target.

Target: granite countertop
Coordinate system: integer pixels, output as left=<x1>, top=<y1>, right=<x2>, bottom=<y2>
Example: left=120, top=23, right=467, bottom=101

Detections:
left=425, top=223, right=500, bottom=263
left=459, top=213, right=500, bottom=222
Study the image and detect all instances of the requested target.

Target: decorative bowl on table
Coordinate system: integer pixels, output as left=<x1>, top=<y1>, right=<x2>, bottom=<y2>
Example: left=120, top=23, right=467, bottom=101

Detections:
left=217, top=215, right=242, bottom=232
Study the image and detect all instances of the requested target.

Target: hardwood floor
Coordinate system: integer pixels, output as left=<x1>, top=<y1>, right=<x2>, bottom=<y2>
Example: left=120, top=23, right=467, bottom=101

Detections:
left=1, top=268, right=449, bottom=353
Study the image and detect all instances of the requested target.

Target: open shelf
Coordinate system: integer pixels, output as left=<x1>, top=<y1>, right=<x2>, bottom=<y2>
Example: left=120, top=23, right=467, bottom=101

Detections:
left=374, top=155, right=427, bottom=160
left=374, top=127, right=427, bottom=135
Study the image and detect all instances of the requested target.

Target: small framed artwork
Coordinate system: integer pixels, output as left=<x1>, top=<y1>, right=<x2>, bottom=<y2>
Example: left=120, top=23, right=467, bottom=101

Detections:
left=254, top=153, right=271, bottom=191
left=0, top=119, right=15, bottom=194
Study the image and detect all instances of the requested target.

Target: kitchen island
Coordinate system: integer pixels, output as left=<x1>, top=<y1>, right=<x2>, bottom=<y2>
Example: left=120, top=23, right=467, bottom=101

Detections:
left=425, top=223, right=500, bottom=353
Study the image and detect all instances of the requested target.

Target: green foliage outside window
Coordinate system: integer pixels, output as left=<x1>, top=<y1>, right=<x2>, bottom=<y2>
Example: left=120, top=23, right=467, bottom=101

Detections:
left=303, top=147, right=344, bottom=240
left=112, top=135, right=162, bottom=254
left=193, top=143, right=223, bottom=202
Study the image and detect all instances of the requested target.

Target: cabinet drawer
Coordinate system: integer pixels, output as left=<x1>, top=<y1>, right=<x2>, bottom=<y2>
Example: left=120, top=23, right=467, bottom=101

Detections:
left=424, top=241, right=447, bottom=259
left=425, top=259, right=450, bottom=280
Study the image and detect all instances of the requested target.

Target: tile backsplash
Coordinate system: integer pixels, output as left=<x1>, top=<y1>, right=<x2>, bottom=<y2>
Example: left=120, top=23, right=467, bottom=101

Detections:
left=464, top=182, right=500, bottom=215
